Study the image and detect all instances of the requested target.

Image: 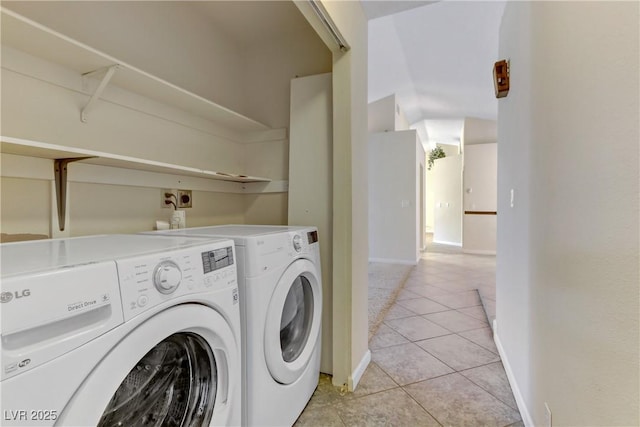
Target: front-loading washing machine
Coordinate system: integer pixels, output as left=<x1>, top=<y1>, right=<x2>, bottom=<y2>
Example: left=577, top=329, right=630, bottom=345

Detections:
left=0, top=234, right=241, bottom=426
left=143, top=225, right=322, bottom=427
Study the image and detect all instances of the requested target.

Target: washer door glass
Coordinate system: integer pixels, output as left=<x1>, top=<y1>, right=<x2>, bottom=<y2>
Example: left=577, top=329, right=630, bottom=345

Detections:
left=264, top=258, right=322, bottom=385
left=280, top=275, right=314, bottom=363
left=98, top=333, right=216, bottom=427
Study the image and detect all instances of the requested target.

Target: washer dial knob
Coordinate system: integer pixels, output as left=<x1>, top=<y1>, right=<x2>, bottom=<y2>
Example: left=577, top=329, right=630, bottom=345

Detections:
left=154, top=261, right=182, bottom=294
left=293, top=234, right=302, bottom=252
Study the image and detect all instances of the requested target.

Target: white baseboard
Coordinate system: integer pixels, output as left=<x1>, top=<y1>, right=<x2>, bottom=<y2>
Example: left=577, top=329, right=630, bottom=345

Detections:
left=463, top=249, right=497, bottom=255
left=348, top=349, right=371, bottom=391
left=369, top=258, right=417, bottom=265
left=493, top=320, right=534, bottom=427
left=432, top=239, right=462, bottom=247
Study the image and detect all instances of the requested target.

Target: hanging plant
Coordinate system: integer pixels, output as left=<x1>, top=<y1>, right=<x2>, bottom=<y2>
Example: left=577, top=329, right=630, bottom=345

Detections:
left=428, top=146, right=446, bottom=170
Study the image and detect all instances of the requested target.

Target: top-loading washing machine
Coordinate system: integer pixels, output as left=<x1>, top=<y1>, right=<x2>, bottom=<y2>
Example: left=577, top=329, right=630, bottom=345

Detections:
left=143, top=225, right=322, bottom=427
left=0, top=234, right=242, bottom=426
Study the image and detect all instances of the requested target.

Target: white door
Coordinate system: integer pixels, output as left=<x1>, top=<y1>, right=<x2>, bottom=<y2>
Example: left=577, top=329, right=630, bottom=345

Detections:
left=263, top=259, right=322, bottom=385
left=57, top=305, right=239, bottom=427
left=462, top=143, right=497, bottom=253
left=289, top=72, right=333, bottom=376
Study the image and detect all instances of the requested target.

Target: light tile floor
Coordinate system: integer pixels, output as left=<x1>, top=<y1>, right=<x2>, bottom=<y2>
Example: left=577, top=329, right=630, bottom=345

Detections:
left=295, top=243, right=522, bottom=427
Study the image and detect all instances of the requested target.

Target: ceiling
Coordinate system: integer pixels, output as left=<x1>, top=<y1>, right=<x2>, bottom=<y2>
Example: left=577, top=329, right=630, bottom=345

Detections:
left=363, top=0, right=506, bottom=147
left=191, top=1, right=313, bottom=48
left=361, top=1, right=438, bottom=20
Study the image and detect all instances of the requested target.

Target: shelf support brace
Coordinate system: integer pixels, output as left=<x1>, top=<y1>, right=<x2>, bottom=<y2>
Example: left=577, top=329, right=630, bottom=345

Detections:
left=54, top=157, right=95, bottom=231
left=81, top=64, right=120, bottom=123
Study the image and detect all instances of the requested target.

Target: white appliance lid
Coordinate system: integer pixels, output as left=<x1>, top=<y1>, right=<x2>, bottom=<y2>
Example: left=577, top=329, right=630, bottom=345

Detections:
left=0, top=234, right=231, bottom=277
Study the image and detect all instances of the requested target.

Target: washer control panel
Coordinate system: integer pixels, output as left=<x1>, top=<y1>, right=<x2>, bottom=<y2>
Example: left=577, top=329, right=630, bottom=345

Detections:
left=153, top=260, right=182, bottom=294
left=292, top=234, right=303, bottom=252
left=244, top=228, right=320, bottom=277
left=117, top=243, right=237, bottom=321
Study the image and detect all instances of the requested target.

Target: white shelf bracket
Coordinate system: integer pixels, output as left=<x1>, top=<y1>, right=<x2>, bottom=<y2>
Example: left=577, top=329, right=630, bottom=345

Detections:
left=81, top=64, right=120, bottom=123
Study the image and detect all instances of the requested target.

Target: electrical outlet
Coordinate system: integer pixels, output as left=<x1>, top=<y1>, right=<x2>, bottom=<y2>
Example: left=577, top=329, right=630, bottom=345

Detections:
left=177, top=189, right=192, bottom=208
left=544, top=402, right=552, bottom=427
left=162, top=189, right=177, bottom=209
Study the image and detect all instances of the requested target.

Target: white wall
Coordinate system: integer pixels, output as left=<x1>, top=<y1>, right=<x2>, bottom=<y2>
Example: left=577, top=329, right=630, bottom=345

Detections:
left=416, top=139, right=426, bottom=250
left=288, top=73, right=334, bottom=374
left=432, top=154, right=462, bottom=246
left=463, top=143, right=497, bottom=254
left=368, top=93, right=409, bottom=133
left=425, top=167, right=435, bottom=233
left=496, top=3, right=533, bottom=420
left=395, top=101, right=410, bottom=131
left=369, top=130, right=423, bottom=264
left=368, top=95, right=395, bottom=133
left=425, top=144, right=458, bottom=235
left=497, top=2, right=639, bottom=426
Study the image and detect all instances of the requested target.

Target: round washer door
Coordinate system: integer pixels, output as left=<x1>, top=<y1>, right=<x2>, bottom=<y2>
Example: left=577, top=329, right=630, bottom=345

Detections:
left=58, top=305, right=239, bottom=427
left=264, top=258, right=322, bottom=385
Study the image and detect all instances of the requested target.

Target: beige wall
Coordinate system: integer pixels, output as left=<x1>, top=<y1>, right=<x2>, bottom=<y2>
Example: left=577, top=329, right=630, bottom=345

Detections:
left=295, top=0, right=369, bottom=389
left=4, top=1, right=248, bottom=115
left=1, top=62, right=245, bottom=172
left=243, top=193, right=288, bottom=226
left=242, top=138, right=291, bottom=226
left=242, top=24, right=332, bottom=129
left=438, top=144, right=459, bottom=157
left=324, top=0, right=369, bottom=390
left=1, top=2, right=332, bottom=235
left=0, top=177, right=50, bottom=236
left=462, top=117, right=497, bottom=146
left=497, top=2, right=639, bottom=426
left=0, top=172, right=248, bottom=238
left=69, top=184, right=246, bottom=236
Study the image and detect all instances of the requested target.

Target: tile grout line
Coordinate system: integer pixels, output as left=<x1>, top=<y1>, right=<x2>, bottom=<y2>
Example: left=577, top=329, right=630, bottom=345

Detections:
left=458, top=370, right=522, bottom=413
left=367, top=265, right=417, bottom=341
left=398, top=386, right=446, bottom=427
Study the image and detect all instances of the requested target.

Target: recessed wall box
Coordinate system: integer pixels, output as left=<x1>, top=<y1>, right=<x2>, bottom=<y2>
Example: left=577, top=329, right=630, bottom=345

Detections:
left=493, top=59, right=510, bottom=98
left=178, top=190, right=192, bottom=208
